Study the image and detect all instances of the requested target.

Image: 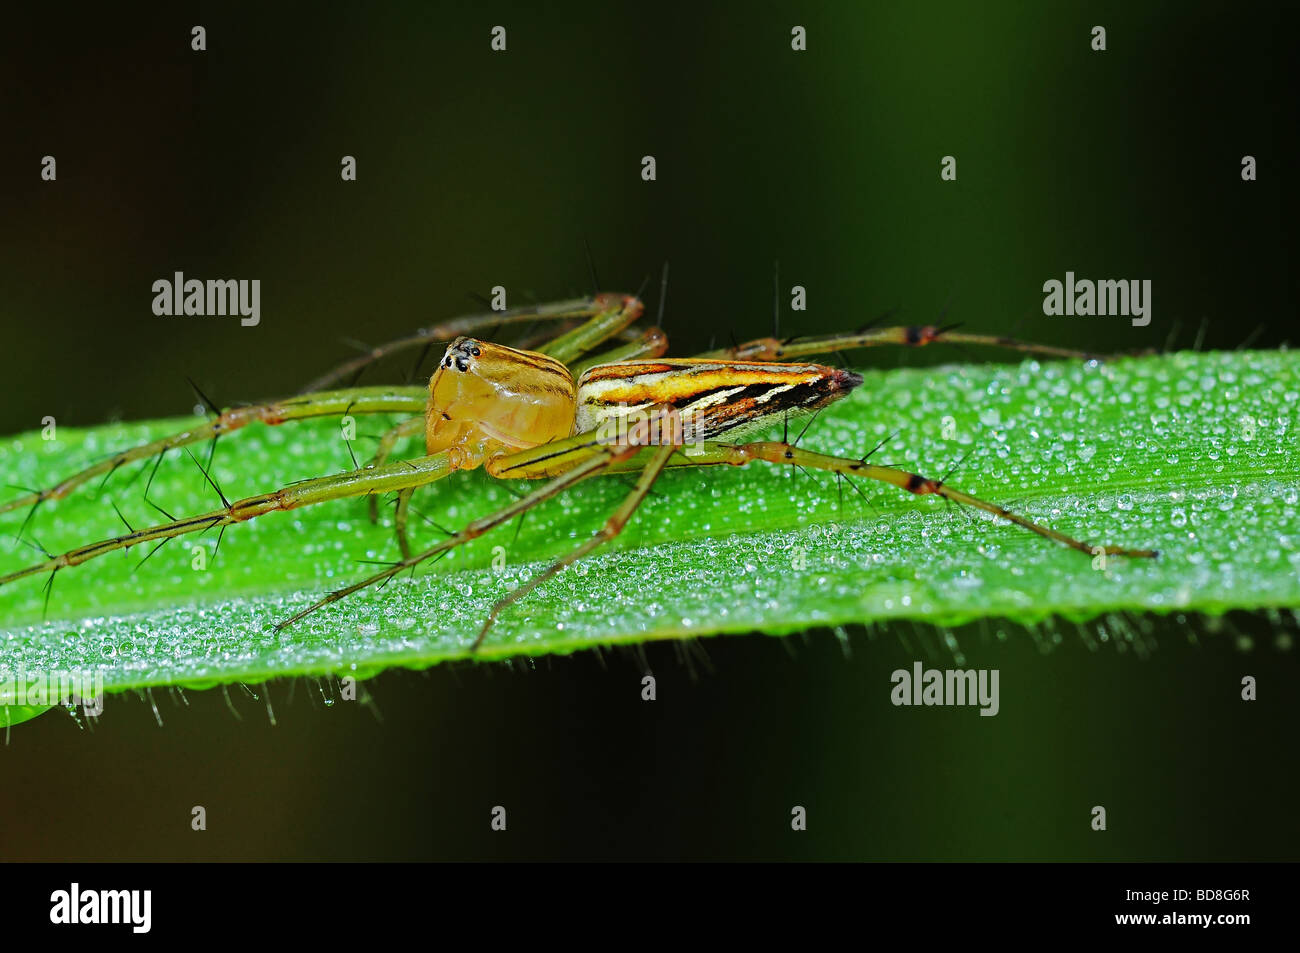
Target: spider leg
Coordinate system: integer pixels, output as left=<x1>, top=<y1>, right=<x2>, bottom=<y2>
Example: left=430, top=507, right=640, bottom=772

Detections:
left=273, top=440, right=643, bottom=634
left=536, top=293, right=645, bottom=365
left=568, top=325, right=669, bottom=376
left=653, top=440, right=1159, bottom=560
left=393, top=486, right=415, bottom=559
left=475, top=436, right=680, bottom=651
left=0, top=387, right=427, bottom=518
left=0, top=452, right=456, bottom=588
left=365, top=415, right=424, bottom=525
left=692, top=326, right=1150, bottom=363
left=301, top=294, right=641, bottom=393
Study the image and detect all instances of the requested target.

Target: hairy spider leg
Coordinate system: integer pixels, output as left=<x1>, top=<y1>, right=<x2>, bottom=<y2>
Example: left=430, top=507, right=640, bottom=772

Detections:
left=301, top=293, right=643, bottom=393
left=0, top=387, right=428, bottom=519
left=0, top=452, right=456, bottom=588
left=475, top=424, right=681, bottom=650
left=273, top=439, right=646, bottom=634
left=694, top=326, right=1136, bottom=362
left=535, top=293, right=646, bottom=365
left=365, top=416, right=426, bottom=529
left=569, top=326, right=670, bottom=377
left=627, top=440, right=1159, bottom=559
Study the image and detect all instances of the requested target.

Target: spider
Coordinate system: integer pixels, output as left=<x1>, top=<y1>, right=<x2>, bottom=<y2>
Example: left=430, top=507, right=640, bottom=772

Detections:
left=0, top=291, right=1157, bottom=651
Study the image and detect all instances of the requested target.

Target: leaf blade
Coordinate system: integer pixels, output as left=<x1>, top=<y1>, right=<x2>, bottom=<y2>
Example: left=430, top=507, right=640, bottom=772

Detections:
left=0, top=349, right=1295, bottom=703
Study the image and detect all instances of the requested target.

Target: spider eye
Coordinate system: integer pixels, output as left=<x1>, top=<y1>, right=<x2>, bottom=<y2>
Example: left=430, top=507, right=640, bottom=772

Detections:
left=470, top=347, right=481, bottom=357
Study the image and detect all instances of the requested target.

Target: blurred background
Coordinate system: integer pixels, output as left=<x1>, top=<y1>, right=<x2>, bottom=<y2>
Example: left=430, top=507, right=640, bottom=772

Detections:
left=0, top=1, right=1295, bottom=860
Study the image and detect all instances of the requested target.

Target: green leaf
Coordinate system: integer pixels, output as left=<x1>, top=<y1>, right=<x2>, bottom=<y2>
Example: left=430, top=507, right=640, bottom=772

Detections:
left=0, top=704, right=53, bottom=728
left=1, top=350, right=1296, bottom=712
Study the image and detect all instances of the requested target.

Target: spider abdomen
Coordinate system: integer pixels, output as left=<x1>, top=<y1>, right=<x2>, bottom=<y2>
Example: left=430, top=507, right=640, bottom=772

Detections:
left=575, top=359, right=862, bottom=443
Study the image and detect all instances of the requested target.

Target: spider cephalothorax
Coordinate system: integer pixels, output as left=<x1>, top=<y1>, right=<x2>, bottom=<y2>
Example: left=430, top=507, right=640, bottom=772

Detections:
left=427, top=337, right=576, bottom=469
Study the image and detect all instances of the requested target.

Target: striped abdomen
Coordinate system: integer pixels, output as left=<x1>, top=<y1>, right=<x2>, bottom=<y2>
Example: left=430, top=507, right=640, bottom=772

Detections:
left=575, top=359, right=863, bottom=441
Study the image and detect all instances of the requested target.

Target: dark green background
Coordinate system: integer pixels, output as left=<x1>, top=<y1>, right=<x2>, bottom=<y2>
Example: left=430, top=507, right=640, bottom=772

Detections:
left=0, top=2, right=1295, bottom=860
